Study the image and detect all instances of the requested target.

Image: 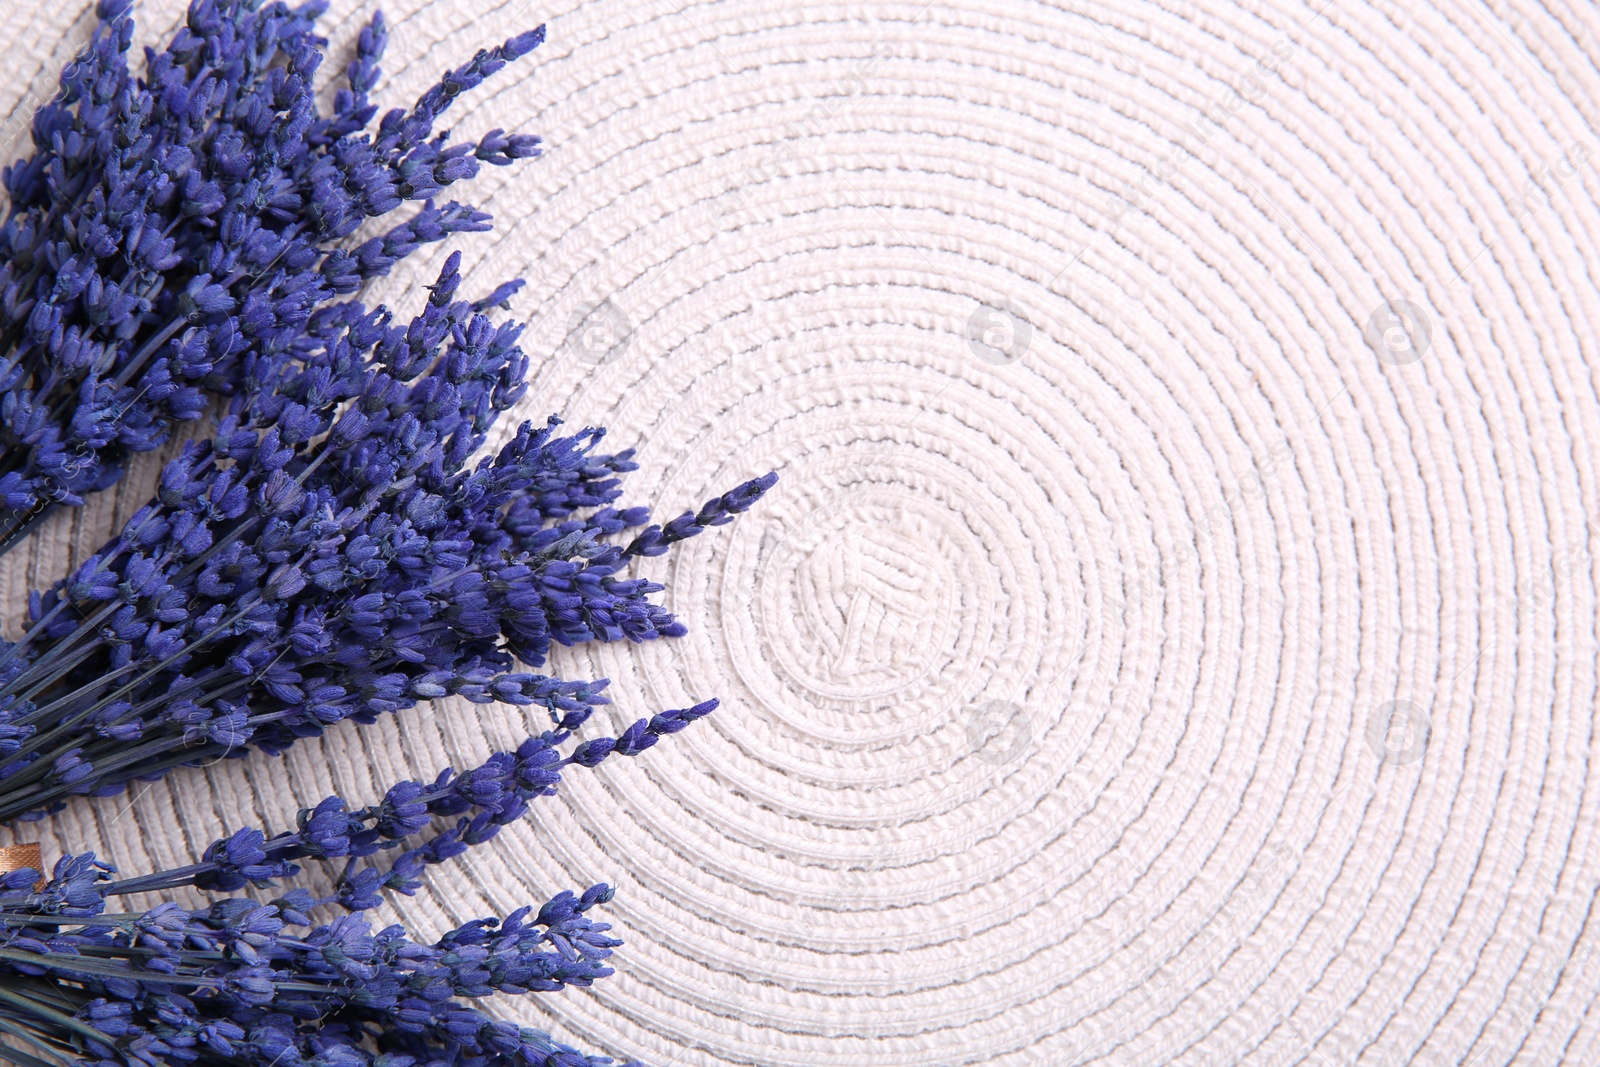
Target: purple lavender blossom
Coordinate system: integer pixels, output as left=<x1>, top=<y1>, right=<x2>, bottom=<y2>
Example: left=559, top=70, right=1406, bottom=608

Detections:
left=0, top=0, right=778, bottom=822
left=0, top=712, right=742, bottom=1067
left=105, top=702, right=718, bottom=908
left=0, top=860, right=641, bottom=1067
left=0, top=244, right=776, bottom=821
left=0, top=0, right=545, bottom=551
left=0, top=6, right=781, bottom=1064
left=0, top=0, right=779, bottom=824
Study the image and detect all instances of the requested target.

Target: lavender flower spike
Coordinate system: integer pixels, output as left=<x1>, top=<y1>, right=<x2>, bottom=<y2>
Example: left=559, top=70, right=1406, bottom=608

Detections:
left=103, top=700, right=718, bottom=908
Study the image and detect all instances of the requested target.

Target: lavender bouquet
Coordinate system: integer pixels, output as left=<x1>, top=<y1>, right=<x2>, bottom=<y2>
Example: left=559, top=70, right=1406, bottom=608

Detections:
left=0, top=722, right=711, bottom=1067
left=0, top=2, right=776, bottom=1065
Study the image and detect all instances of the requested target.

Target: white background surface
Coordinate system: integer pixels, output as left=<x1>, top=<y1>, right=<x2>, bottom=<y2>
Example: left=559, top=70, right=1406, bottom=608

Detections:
left=5, top=0, right=1600, bottom=1064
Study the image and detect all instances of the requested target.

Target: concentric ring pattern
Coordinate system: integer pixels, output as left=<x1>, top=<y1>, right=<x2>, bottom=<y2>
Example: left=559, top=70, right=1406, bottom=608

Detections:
left=5, top=0, right=1600, bottom=1063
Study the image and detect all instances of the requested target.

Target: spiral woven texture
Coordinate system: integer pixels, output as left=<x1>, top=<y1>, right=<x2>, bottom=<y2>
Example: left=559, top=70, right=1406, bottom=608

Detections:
left=6, top=0, right=1600, bottom=1064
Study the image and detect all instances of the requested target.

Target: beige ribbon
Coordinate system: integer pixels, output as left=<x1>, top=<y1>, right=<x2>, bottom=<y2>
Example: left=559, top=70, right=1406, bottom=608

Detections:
left=0, top=843, right=44, bottom=888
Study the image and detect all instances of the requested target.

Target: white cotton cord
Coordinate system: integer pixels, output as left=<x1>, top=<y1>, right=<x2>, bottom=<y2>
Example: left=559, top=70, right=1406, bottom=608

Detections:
left=3, top=0, right=1600, bottom=1065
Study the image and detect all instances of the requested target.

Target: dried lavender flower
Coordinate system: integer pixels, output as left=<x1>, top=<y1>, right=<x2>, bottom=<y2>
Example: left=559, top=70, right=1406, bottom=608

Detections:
left=0, top=9, right=780, bottom=1067
left=0, top=0, right=544, bottom=552
left=106, top=702, right=718, bottom=908
left=0, top=245, right=775, bottom=821
left=0, top=664, right=731, bottom=1067
left=0, top=858, right=641, bottom=1067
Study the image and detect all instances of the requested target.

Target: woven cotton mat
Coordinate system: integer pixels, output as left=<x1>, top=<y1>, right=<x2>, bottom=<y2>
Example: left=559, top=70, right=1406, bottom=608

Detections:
left=5, top=0, right=1600, bottom=1064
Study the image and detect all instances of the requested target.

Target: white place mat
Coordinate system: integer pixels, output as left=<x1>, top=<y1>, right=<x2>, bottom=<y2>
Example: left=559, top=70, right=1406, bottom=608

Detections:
left=5, top=1, right=1600, bottom=1064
